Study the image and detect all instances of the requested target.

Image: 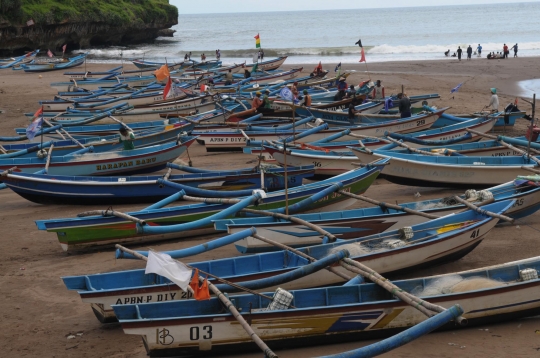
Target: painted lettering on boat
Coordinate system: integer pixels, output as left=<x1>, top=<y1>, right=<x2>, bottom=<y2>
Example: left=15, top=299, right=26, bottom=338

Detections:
left=208, top=137, right=246, bottom=143
left=95, top=157, right=156, bottom=170
left=114, top=291, right=192, bottom=305
left=157, top=328, right=174, bottom=345
left=317, top=186, right=351, bottom=202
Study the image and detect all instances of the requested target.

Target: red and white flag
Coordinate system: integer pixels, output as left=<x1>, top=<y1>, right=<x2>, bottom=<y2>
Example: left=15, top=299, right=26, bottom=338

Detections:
left=359, top=47, right=366, bottom=63
left=47, top=49, right=53, bottom=58
left=163, top=77, right=173, bottom=100
left=62, top=44, right=67, bottom=53
left=200, top=84, right=209, bottom=93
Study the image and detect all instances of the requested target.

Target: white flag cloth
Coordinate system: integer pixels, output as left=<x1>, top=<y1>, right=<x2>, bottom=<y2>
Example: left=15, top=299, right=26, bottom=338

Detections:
left=252, top=53, right=258, bottom=63
left=145, top=251, right=192, bottom=291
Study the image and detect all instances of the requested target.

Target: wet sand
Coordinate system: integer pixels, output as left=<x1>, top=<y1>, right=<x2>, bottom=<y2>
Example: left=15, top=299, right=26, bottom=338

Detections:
left=1, top=57, right=540, bottom=358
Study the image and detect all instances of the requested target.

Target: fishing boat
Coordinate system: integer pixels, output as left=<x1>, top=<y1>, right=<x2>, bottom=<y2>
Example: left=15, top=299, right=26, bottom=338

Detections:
left=0, top=138, right=196, bottom=176
left=352, top=147, right=540, bottom=187
left=377, top=134, right=540, bottom=157
left=217, top=179, right=540, bottom=253
left=131, top=59, right=189, bottom=69
left=1, top=164, right=315, bottom=204
left=0, top=50, right=39, bottom=69
left=244, top=56, right=288, bottom=71
left=2, top=122, right=192, bottom=157
left=197, top=109, right=446, bottom=152
left=13, top=119, right=180, bottom=137
left=215, top=67, right=303, bottom=86
left=253, top=117, right=496, bottom=170
left=429, top=105, right=525, bottom=129
left=16, top=53, right=88, bottom=72
left=62, top=200, right=512, bottom=323
left=113, top=253, right=540, bottom=356
left=40, top=87, right=191, bottom=111
left=35, top=162, right=385, bottom=251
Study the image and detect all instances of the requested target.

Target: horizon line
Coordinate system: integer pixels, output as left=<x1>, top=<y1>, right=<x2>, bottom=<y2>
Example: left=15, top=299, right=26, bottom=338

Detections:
left=177, top=1, right=536, bottom=15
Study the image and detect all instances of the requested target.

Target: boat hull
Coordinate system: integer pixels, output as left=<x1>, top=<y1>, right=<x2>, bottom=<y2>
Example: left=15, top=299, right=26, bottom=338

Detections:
left=37, top=167, right=381, bottom=251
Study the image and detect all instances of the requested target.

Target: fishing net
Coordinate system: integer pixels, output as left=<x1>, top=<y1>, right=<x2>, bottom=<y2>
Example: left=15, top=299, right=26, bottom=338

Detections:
left=411, top=274, right=505, bottom=297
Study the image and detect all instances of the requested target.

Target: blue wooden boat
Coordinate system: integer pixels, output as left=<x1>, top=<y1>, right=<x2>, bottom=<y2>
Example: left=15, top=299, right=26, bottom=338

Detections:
left=0, top=50, right=39, bottom=69
left=131, top=58, right=190, bottom=69
left=61, top=200, right=512, bottom=323
left=352, top=147, right=540, bottom=187
left=14, top=119, right=182, bottom=137
left=0, top=138, right=196, bottom=176
left=1, top=164, right=315, bottom=204
left=378, top=134, right=540, bottom=157
left=216, top=179, right=540, bottom=253
left=35, top=162, right=386, bottom=251
left=17, top=53, right=87, bottom=72
left=112, top=252, right=540, bottom=356
left=426, top=105, right=525, bottom=129
left=1, top=123, right=192, bottom=158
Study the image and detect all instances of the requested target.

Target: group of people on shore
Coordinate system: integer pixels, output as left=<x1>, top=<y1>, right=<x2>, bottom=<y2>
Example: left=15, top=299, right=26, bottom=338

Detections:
left=182, top=50, right=222, bottom=62
left=445, top=43, right=518, bottom=60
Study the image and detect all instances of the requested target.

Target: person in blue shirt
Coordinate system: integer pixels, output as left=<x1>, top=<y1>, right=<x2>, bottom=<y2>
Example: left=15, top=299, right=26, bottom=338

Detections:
left=476, top=44, right=482, bottom=57
left=511, top=43, right=518, bottom=58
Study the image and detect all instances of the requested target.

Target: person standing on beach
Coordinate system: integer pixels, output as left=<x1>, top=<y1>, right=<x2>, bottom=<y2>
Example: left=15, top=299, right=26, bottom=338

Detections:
left=487, top=88, right=499, bottom=112
left=260, top=49, right=264, bottom=60
left=503, top=44, right=509, bottom=58
left=466, top=45, right=473, bottom=60
left=477, top=44, right=482, bottom=57
left=188, top=52, right=192, bottom=60
left=457, top=46, right=463, bottom=61
left=397, top=93, right=411, bottom=118
left=372, top=80, right=385, bottom=99
left=511, top=43, right=518, bottom=57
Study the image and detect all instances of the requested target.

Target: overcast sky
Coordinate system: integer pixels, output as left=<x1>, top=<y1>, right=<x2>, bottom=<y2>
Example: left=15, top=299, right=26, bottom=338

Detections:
left=172, top=0, right=537, bottom=14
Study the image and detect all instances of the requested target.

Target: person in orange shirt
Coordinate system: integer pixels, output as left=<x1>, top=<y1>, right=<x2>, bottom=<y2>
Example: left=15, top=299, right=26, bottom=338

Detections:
left=252, top=91, right=263, bottom=111
left=503, top=44, right=509, bottom=59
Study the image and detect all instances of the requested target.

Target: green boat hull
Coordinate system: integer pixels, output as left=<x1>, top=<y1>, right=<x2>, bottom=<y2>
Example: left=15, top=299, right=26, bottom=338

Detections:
left=42, top=170, right=380, bottom=251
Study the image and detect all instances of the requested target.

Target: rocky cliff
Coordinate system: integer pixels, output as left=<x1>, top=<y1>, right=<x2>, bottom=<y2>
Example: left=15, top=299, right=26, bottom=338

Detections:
left=0, top=0, right=178, bottom=54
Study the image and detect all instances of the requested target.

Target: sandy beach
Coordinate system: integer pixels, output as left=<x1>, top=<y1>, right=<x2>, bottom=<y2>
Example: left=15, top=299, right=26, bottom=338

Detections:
left=1, top=57, right=540, bottom=358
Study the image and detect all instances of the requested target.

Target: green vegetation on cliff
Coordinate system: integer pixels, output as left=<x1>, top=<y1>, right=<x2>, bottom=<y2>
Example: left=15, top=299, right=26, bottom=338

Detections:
left=0, top=0, right=178, bottom=26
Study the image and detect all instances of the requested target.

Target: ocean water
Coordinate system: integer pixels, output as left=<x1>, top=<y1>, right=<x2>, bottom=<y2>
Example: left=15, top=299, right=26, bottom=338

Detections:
left=82, top=2, right=540, bottom=65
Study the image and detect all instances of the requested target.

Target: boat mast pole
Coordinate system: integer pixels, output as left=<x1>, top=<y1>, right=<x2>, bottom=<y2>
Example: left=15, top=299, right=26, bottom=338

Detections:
left=523, top=93, right=536, bottom=158
left=283, top=139, right=288, bottom=215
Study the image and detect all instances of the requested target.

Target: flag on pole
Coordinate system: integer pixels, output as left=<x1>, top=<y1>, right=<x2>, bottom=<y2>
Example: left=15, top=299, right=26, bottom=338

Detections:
left=145, top=251, right=192, bottom=291
left=200, top=84, right=209, bottom=92
left=251, top=62, right=259, bottom=73
left=254, top=33, right=261, bottom=48
left=450, top=83, right=463, bottom=93
left=26, top=107, right=44, bottom=141
left=62, top=44, right=67, bottom=53
left=334, top=62, right=341, bottom=72
left=279, top=87, right=293, bottom=102
left=154, top=64, right=170, bottom=81
left=355, top=39, right=366, bottom=63
left=47, top=49, right=54, bottom=58
left=163, top=77, right=173, bottom=99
